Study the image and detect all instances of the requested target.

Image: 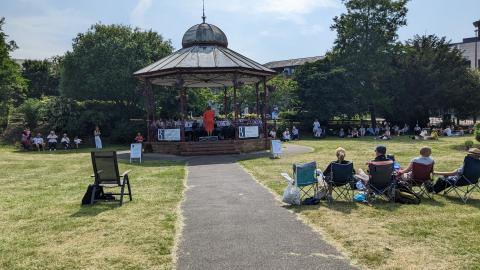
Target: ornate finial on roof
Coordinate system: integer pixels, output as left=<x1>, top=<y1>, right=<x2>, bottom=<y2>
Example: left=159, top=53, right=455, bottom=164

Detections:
left=202, top=0, right=206, bottom=23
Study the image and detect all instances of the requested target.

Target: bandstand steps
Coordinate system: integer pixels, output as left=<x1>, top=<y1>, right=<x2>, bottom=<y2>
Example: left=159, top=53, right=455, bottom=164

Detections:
left=180, top=142, right=240, bottom=155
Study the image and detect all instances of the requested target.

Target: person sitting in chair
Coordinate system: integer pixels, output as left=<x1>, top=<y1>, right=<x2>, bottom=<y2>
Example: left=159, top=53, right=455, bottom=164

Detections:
left=73, top=136, right=82, bottom=149
left=354, top=145, right=394, bottom=187
left=61, top=133, right=70, bottom=150
left=323, top=147, right=355, bottom=176
left=47, top=131, right=58, bottom=151
left=432, top=148, right=480, bottom=193
left=134, top=132, right=144, bottom=143
left=32, top=133, right=45, bottom=151
left=291, top=126, right=299, bottom=140
left=398, top=147, right=434, bottom=186
left=282, top=128, right=291, bottom=142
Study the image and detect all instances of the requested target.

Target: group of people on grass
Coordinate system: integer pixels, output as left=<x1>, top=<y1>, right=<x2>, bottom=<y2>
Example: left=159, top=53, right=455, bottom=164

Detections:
left=21, top=128, right=82, bottom=151
left=320, top=144, right=480, bottom=198
left=21, top=126, right=105, bottom=151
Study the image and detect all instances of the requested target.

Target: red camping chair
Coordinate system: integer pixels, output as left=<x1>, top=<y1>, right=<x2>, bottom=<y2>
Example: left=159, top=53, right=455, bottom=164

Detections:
left=410, top=163, right=434, bottom=199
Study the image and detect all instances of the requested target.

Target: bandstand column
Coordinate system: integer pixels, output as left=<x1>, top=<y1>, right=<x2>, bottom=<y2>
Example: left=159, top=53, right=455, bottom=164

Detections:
left=255, top=82, right=260, bottom=116
left=262, top=77, right=269, bottom=140
left=233, top=75, right=239, bottom=140
left=176, top=76, right=186, bottom=142
left=223, top=87, right=228, bottom=115
left=145, top=79, right=154, bottom=143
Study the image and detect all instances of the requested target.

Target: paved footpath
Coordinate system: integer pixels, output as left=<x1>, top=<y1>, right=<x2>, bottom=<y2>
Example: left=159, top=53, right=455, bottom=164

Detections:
left=175, top=145, right=356, bottom=270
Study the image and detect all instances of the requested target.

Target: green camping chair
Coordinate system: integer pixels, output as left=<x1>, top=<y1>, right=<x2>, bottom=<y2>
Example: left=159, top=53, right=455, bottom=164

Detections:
left=292, top=161, right=319, bottom=203
left=90, top=151, right=132, bottom=206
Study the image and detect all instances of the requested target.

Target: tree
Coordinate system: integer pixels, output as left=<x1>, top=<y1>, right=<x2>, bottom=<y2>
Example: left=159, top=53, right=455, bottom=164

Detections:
left=382, top=35, right=472, bottom=127
left=268, top=76, right=300, bottom=112
left=295, top=55, right=360, bottom=123
left=60, top=23, right=173, bottom=106
left=331, top=0, right=408, bottom=128
left=22, top=58, right=60, bottom=98
left=0, top=17, right=26, bottom=128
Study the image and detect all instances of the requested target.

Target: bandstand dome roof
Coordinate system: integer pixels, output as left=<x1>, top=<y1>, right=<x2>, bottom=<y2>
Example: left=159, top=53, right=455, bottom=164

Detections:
left=134, top=21, right=276, bottom=88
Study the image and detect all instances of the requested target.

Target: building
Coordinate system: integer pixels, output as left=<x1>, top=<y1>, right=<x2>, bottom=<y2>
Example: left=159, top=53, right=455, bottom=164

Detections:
left=264, top=56, right=324, bottom=76
left=451, top=20, right=480, bottom=69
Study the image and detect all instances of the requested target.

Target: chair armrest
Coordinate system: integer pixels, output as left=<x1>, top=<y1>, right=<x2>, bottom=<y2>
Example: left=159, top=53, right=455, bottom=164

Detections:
left=281, top=172, right=294, bottom=184
left=91, top=170, right=104, bottom=177
left=121, top=170, right=132, bottom=178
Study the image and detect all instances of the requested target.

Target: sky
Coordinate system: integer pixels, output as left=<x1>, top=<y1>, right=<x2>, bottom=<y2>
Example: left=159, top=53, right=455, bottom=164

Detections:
left=2, top=0, right=480, bottom=64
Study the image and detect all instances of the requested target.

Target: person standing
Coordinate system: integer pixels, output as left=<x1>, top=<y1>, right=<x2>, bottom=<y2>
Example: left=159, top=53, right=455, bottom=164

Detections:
left=94, top=126, right=102, bottom=149
left=203, top=106, right=215, bottom=137
left=135, top=132, right=145, bottom=143
left=313, top=119, right=321, bottom=137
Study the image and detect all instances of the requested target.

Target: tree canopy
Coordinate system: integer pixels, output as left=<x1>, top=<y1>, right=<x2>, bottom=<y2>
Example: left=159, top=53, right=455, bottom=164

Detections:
left=60, top=23, right=173, bottom=105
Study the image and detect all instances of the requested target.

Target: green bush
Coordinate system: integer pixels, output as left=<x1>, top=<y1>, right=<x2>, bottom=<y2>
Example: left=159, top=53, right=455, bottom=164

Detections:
left=475, top=123, right=480, bottom=143
left=465, top=140, right=474, bottom=150
left=17, top=99, right=44, bottom=129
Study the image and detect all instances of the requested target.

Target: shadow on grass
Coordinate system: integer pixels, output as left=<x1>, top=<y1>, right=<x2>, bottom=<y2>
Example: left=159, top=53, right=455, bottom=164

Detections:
left=70, top=203, right=119, bottom=217
left=285, top=200, right=360, bottom=214
left=443, top=195, right=480, bottom=209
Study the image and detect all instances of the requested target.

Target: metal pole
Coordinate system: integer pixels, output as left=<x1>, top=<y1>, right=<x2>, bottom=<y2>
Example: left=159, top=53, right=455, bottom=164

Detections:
left=475, top=29, right=478, bottom=69
left=223, top=87, right=227, bottom=115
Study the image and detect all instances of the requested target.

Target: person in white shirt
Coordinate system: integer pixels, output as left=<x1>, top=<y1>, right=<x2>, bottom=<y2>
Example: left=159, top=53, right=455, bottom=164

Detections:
left=359, top=126, right=366, bottom=137
left=269, top=129, right=277, bottom=139
left=443, top=126, right=452, bottom=137
left=47, top=131, right=58, bottom=151
left=73, top=136, right=82, bottom=149
left=94, top=126, right=102, bottom=149
left=282, top=128, right=291, bottom=142
left=61, top=133, right=70, bottom=150
left=32, top=133, right=45, bottom=151
left=313, top=119, right=322, bottom=137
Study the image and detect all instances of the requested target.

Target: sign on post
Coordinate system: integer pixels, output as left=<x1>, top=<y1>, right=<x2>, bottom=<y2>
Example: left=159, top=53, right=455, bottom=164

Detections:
left=130, top=143, right=142, bottom=163
left=271, top=140, right=282, bottom=158
left=239, top=126, right=259, bottom=139
left=158, top=129, right=181, bottom=141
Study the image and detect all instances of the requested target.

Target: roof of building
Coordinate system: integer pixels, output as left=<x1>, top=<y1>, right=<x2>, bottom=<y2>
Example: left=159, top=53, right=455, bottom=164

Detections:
left=134, top=21, right=276, bottom=87
left=182, top=23, right=228, bottom=48
left=263, top=56, right=325, bottom=69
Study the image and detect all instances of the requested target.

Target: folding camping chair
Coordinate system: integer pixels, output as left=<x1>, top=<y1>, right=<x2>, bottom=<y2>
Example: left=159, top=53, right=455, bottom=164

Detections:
left=281, top=162, right=319, bottom=204
left=325, top=162, right=355, bottom=203
left=367, top=161, right=395, bottom=203
left=90, top=151, right=132, bottom=206
left=443, top=156, right=480, bottom=203
left=410, top=162, right=434, bottom=199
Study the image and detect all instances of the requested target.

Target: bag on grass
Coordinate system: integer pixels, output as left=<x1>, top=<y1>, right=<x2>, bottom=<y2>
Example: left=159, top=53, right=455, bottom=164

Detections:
left=282, top=184, right=301, bottom=205
left=394, top=189, right=421, bottom=204
left=81, top=184, right=104, bottom=205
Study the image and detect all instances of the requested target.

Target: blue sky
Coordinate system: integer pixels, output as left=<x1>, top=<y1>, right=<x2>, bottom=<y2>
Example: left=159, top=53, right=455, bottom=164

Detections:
left=2, top=0, right=480, bottom=63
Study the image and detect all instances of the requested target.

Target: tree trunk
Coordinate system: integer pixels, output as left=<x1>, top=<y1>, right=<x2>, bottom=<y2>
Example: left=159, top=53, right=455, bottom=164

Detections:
left=369, top=105, right=376, bottom=129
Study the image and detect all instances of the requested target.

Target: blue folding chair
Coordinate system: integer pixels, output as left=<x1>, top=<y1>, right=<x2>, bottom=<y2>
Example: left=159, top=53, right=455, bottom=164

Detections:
left=292, top=162, right=319, bottom=203
left=325, top=162, right=355, bottom=203
left=443, top=156, right=480, bottom=203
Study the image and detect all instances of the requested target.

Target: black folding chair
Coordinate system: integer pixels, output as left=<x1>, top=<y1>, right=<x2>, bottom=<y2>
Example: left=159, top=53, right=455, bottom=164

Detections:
left=443, top=156, right=480, bottom=203
left=90, top=151, right=132, bottom=206
left=325, top=162, right=355, bottom=203
left=367, top=161, right=395, bottom=203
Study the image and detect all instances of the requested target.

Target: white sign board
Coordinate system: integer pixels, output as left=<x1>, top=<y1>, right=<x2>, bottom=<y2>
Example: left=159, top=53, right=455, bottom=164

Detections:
left=130, top=143, right=142, bottom=163
left=239, top=126, right=259, bottom=139
left=158, top=129, right=181, bottom=141
left=271, top=140, right=282, bottom=157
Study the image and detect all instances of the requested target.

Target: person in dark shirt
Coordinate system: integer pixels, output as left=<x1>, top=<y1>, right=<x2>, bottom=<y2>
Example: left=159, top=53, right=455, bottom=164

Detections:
left=323, top=147, right=355, bottom=176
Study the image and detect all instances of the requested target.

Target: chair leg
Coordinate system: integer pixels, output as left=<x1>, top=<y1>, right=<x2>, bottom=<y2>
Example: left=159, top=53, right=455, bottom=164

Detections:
left=126, top=178, right=132, bottom=201
left=90, top=185, right=96, bottom=205
left=119, top=184, right=125, bottom=206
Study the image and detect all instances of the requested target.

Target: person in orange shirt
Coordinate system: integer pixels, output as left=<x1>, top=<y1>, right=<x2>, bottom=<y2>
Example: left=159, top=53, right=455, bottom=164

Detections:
left=203, top=106, right=215, bottom=136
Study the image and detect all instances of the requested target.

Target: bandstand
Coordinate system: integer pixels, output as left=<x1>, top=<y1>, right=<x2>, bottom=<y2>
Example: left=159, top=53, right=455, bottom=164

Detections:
left=134, top=14, right=277, bottom=155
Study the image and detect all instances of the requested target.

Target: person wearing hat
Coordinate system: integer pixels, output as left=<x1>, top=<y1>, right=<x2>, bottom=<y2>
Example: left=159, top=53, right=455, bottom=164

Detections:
left=432, top=148, right=480, bottom=193
left=354, top=145, right=394, bottom=187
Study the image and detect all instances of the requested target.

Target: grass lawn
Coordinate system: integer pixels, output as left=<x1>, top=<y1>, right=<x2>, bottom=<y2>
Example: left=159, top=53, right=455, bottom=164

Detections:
left=241, top=136, right=480, bottom=270
left=0, top=146, right=185, bottom=270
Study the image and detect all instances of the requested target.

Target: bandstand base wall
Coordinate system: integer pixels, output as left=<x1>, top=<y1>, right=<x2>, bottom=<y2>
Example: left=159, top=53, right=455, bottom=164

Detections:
left=149, top=138, right=270, bottom=156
